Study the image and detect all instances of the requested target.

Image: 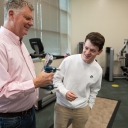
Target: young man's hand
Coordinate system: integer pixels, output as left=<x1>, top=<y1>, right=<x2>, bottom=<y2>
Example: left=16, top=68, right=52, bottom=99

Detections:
left=66, top=91, right=78, bottom=101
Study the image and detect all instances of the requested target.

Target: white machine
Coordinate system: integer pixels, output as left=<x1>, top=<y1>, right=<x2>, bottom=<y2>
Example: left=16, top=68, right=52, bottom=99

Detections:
left=29, top=38, right=57, bottom=110
left=117, top=39, right=128, bottom=64
left=37, top=87, right=56, bottom=110
left=33, top=55, right=57, bottom=110
left=117, top=39, right=128, bottom=78
left=105, top=39, right=128, bottom=81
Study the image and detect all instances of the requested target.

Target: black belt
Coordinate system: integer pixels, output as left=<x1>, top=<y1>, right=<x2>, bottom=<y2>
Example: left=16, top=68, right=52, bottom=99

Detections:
left=0, top=107, right=33, bottom=117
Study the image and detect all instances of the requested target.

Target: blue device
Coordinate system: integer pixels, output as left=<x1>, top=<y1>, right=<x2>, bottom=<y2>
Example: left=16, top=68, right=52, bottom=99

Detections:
left=42, top=53, right=59, bottom=90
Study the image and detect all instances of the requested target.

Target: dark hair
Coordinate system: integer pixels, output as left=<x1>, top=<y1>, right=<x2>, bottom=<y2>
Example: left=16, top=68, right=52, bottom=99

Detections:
left=85, top=32, right=105, bottom=51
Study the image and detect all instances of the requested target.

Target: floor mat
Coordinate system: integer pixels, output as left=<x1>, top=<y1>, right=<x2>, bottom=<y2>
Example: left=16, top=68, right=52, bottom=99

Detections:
left=68, top=97, right=121, bottom=128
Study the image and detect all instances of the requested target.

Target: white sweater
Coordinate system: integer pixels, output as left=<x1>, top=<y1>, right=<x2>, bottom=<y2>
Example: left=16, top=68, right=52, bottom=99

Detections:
left=53, top=54, right=102, bottom=109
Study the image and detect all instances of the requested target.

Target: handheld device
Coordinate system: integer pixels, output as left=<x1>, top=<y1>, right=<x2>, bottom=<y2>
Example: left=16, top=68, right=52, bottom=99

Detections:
left=42, top=53, right=60, bottom=89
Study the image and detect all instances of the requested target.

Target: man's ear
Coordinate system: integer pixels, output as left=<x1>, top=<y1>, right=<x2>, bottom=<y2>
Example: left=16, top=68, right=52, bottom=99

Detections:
left=8, top=10, right=14, bottom=20
left=97, top=49, right=103, bottom=55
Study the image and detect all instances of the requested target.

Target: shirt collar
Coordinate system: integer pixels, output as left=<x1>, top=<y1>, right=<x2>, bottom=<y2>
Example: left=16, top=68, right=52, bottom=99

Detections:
left=0, top=26, right=22, bottom=46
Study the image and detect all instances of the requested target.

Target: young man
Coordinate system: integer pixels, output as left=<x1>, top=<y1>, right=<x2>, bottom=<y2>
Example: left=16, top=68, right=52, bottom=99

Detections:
left=0, top=0, right=54, bottom=128
left=53, top=32, right=105, bottom=128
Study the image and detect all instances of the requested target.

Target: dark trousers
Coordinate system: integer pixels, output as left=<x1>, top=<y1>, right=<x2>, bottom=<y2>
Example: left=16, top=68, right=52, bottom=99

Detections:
left=0, top=106, right=36, bottom=128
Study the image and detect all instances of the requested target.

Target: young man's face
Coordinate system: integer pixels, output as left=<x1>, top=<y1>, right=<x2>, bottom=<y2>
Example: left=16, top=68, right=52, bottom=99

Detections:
left=81, top=39, right=102, bottom=64
left=9, top=6, right=33, bottom=38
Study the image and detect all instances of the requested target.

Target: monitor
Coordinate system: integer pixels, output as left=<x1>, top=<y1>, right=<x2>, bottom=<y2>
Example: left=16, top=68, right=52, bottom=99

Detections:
left=29, top=38, right=45, bottom=58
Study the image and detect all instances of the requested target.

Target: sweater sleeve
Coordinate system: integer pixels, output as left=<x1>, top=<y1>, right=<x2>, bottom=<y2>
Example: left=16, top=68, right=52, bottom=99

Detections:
left=53, top=58, right=69, bottom=97
left=88, top=74, right=102, bottom=109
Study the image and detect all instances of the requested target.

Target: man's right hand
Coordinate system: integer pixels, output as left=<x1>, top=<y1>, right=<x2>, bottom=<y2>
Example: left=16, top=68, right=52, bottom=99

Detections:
left=66, top=91, right=78, bottom=101
left=33, top=71, right=54, bottom=88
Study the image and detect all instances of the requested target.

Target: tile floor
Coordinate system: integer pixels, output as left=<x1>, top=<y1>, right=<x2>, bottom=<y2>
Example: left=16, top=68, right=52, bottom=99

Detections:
left=36, top=78, right=128, bottom=128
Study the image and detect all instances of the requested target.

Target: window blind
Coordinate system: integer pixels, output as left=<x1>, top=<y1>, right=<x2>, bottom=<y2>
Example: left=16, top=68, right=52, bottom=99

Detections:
left=23, top=0, right=71, bottom=55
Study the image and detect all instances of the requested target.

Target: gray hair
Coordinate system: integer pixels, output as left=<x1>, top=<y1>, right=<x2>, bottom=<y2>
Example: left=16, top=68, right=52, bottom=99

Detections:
left=4, top=0, right=34, bottom=20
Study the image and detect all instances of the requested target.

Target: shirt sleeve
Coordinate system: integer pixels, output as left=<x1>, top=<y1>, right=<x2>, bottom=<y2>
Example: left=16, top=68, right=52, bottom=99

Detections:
left=0, top=44, right=35, bottom=103
left=88, top=74, right=102, bottom=109
left=53, top=58, right=69, bottom=97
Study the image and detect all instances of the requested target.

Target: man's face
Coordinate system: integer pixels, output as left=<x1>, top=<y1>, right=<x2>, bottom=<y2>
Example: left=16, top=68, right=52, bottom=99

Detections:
left=9, top=6, right=33, bottom=38
left=81, top=39, right=102, bottom=64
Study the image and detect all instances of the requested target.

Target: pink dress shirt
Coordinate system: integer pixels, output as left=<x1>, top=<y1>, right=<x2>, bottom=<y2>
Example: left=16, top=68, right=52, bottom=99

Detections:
left=0, top=26, right=38, bottom=112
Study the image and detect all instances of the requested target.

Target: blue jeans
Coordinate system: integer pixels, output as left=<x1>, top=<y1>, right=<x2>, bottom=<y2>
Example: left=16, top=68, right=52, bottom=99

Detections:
left=0, top=106, right=36, bottom=128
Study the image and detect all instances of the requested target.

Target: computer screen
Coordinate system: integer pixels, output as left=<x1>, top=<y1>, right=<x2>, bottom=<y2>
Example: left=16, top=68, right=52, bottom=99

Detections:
left=29, top=38, right=44, bottom=54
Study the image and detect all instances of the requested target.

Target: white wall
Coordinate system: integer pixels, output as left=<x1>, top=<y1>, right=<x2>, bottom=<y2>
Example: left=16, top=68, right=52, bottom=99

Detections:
left=70, top=0, right=128, bottom=75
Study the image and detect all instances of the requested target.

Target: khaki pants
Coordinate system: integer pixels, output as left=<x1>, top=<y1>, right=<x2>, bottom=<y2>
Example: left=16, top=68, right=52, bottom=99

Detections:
left=54, top=103, right=91, bottom=128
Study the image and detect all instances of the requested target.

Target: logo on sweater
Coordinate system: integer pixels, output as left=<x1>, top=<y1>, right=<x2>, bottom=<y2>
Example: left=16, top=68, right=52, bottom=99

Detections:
left=90, top=75, right=93, bottom=78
